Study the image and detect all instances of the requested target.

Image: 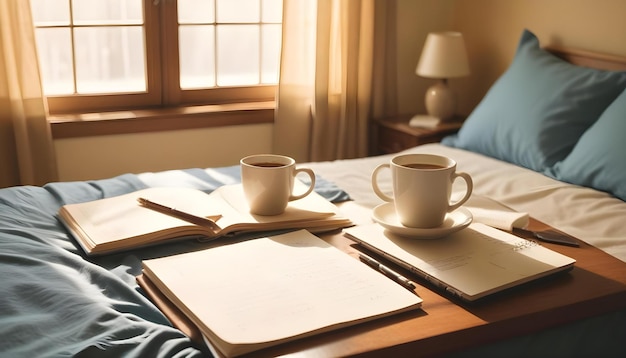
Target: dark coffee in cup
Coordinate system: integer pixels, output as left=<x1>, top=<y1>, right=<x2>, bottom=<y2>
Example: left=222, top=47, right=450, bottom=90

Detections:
left=403, top=163, right=446, bottom=170
left=251, top=162, right=285, bottom=168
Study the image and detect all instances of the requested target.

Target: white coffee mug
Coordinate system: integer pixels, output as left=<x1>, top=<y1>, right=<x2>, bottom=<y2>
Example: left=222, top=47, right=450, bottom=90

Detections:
left=371, top=153, right=473, bottom=228
left=240, top=154, right=316, bottom=215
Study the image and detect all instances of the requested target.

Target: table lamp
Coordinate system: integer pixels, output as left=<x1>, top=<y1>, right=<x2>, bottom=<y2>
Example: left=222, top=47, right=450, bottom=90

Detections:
left=416, top=32, right=470, bottom=121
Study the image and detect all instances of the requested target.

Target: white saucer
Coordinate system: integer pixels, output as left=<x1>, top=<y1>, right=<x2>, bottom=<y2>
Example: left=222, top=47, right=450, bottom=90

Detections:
left=372, top=202, right=473, bottom=239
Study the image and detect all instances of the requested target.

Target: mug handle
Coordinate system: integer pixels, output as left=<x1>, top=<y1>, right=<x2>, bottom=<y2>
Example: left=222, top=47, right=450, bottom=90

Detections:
left=372, top=164, right=393, bottom=202
left=289, top=168, right=316, bottom=201
left=448, top=171, right=473, bottom=212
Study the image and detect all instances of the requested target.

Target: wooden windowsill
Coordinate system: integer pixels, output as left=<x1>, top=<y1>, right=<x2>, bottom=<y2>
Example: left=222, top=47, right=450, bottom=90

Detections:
left=49, top=101, right=276, bottom=139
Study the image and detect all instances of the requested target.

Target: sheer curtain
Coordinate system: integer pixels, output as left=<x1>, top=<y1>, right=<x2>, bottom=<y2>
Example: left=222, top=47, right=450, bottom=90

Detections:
left=275, top=0, right=396, bottom=163
left=0, top=1, right=57, bottom=187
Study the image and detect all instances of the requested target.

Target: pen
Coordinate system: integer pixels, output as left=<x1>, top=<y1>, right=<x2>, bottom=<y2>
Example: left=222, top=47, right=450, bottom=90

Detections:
left=137, top=197, right=222, bottom=232
left=359, top=253, right=417, bottom=292
left=513, top=227, right=580, bottom=247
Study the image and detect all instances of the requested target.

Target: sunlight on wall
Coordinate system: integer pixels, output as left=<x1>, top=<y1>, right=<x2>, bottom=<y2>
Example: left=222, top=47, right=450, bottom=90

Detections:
left=54, top=123, right=273, bottom=181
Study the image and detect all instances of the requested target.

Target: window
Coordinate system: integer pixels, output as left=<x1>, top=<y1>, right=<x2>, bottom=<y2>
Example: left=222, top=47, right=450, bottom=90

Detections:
left=30, top=0, right=283, bottom=115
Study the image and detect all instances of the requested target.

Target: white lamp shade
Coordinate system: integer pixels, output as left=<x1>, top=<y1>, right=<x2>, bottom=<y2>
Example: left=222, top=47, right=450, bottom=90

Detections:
left=416, top=32, right=470, bottom=78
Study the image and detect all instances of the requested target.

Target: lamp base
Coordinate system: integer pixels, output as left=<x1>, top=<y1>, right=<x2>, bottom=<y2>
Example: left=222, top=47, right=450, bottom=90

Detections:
left=424, top=79, right=456, bottom=121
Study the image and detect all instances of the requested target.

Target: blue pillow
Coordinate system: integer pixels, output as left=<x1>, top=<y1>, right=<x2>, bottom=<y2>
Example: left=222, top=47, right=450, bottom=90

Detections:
left=442, top=29, right=626, bottom=172
left=546, top=89, right=626, bottom=201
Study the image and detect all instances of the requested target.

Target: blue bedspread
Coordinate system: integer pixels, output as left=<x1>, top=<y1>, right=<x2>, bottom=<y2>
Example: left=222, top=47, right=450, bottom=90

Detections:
left=0, top=167, right=349, bottom=357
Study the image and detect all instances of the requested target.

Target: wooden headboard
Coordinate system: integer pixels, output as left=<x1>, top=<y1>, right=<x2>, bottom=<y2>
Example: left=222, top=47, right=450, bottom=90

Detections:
left=545, top=46, right=626, bottom=71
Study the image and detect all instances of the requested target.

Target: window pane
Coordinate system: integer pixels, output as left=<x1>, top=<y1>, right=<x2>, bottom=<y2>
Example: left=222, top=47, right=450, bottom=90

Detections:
left=31, top=0, right=70, bottom=26
left=180, top=25, right=216, bottom=89
left=72, top=0, right=143, bottom=25
left=216, top=0, right=259, bottom=23
left=74, top=27, right=145, bottom=93
left=178, top=0, right=215, bottom=24
left=262, top=0, right=282, bottom=23
left=30, top=0, right=282, bottom=112
left=34, top=28, right=74, bottom=95
left=261, top=24, right=281, bottom=83
left=217, top=25, right=259, bottom=86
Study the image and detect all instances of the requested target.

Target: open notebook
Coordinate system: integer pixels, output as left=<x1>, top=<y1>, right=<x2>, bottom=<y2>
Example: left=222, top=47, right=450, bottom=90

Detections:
left=344, top=223, right=576, bottom=301
left=59, top=181, right=351, bottom=255
left=140, top=230, right=423, bottom=357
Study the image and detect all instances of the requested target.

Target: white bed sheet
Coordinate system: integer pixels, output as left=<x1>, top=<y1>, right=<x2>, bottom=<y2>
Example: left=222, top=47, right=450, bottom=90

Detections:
left=307, top=143, right=626, bottom=263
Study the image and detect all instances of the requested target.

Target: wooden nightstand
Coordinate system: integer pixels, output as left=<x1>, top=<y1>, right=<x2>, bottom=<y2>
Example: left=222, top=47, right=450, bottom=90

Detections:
left=373, top=115, right=464, bottom=154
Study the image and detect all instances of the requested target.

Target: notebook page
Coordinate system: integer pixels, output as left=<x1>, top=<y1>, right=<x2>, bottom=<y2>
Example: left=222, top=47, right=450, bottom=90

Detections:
left=345, top=223, right=575, bottom=300
left=142, top=230, right=422, bottom=353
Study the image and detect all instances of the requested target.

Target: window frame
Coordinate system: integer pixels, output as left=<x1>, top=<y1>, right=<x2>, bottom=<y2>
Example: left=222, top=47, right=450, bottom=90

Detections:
left=43, top=0, right=278, bottom=116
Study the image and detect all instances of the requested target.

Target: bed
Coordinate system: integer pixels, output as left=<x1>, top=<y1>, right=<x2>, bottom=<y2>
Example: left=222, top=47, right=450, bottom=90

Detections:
left=2, top=29, right=626, bottom=357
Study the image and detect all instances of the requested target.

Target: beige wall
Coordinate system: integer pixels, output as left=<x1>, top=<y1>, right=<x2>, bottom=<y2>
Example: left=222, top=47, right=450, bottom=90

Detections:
left=55, top=124, right=273, bottom=181
left=397, top=0, right=626, bottom=116
left=55, top=0, right=626, bottom=181
left=454, top=0, right=626, bottom=115
left=395, top=0, right=456, bottom=115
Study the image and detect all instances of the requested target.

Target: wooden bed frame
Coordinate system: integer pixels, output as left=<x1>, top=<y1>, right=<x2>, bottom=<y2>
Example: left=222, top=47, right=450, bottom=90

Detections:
left=546, top=45, right=626, bottom=71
